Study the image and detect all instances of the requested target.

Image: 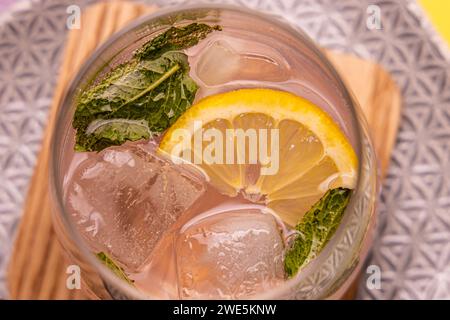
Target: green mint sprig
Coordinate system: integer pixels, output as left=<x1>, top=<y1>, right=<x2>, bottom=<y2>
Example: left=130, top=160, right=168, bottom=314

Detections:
left=73, top=23, right=221, bottom=152
left=284, top=188, right=352, bottom=277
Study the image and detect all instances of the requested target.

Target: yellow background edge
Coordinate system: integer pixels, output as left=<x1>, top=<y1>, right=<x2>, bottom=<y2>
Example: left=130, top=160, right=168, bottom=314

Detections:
left=419, top=0, right=450, bottom=46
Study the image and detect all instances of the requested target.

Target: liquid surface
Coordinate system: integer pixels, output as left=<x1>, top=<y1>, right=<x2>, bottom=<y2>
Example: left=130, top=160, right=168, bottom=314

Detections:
left=64, top=26, right=356, bottom=299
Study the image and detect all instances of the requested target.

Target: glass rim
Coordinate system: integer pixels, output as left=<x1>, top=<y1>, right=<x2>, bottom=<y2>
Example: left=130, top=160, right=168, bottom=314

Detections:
left=50, top=3, right=373, bottom=300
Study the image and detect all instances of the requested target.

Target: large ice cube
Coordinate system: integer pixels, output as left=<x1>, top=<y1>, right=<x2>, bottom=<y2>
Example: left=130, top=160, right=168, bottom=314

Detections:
left=66, top=142, right=205, bottom=271
left=176, top=206, right=285, bottom=299
left=194, top=38, right=289, bottom=87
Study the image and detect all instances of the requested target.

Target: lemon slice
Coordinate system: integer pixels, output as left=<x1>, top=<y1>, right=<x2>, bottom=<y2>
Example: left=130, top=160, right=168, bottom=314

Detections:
left=159, top=89, right=358, bottom=227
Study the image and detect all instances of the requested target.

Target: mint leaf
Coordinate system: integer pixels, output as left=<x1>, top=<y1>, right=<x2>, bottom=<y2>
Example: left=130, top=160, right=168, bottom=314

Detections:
left=135, top=23, right=221, bottom=60
left=96, top=252, right=134, bottom=285
left=284, top=188, right=352, bottom=278
left=81, top=118, right=151, bottom=150
left=73, top=23, right=220, bottom=152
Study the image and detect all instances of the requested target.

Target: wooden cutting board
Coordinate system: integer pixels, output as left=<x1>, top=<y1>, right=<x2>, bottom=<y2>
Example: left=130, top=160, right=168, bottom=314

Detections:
left=7, top=0, right=401, bottom=300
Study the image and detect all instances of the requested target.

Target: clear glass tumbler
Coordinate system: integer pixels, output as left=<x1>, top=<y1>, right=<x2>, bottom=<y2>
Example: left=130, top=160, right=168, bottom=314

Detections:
left=50, top=4, right=378, bottom=300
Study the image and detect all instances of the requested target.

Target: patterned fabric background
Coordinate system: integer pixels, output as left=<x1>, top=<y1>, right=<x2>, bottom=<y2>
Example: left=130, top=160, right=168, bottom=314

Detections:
left=0, top=0, right=448, bottom=299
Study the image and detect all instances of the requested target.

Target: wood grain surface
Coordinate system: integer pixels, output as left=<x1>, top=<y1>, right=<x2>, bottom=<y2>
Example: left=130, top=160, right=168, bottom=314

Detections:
left=7, top=1, right=401, bottom=300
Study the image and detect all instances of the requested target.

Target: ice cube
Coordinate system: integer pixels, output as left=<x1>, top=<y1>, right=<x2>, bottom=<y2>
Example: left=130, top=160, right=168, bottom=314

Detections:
left=176, top=206, right=285, bottom=299
left=194, top=38, right=290, bottom=87
left=66, top=141, right=206, bottom=271
left=194, top=40, right=240, bottom=86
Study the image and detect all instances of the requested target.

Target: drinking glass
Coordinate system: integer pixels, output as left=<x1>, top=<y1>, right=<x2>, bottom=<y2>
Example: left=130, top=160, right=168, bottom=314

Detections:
left=50, top=4, right=378, bottom=300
